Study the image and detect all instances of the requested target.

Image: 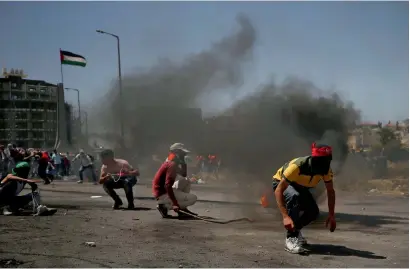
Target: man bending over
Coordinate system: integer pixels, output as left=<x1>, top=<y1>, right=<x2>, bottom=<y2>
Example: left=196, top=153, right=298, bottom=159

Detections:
left=99, top=149, right=140, bottom=210
left=273, top=143, right=337, bottom=254
left=0, top=154, right=56, bottom=216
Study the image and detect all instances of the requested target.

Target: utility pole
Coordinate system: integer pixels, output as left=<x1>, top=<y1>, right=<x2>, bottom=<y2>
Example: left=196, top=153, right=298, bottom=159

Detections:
left=96, top=29, right=125, bottom=147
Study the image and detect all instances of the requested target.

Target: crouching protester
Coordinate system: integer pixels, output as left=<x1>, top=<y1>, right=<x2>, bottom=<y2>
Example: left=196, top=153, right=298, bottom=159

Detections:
left=273, top=143, right=337, bottom=254
left=152, top=143, right=198, bottom=218
left=0, top=158, right=56, bottom=216
left=99, top=149, right=140, bottom=210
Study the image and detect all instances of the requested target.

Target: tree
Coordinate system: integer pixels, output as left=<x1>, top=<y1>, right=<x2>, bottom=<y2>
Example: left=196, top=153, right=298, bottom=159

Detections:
left=378, top=127, right=398, bottom=146
left=377, top=127, right=406, bottom=161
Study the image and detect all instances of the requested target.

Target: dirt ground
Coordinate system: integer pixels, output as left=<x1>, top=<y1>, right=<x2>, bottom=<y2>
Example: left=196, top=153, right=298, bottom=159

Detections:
left=0, top=180, right=408, bottom=268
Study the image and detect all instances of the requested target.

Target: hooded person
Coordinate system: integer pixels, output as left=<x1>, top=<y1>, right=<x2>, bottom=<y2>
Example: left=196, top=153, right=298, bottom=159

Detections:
left=152, top=143, right=198, bottom=218
left=0, top=154, right=56, bottom=216
left=272, top=143, right=337, bottom=254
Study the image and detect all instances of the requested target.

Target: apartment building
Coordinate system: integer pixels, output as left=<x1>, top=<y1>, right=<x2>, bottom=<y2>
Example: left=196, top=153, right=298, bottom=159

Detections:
left=0, top=68, right=58, bottom=148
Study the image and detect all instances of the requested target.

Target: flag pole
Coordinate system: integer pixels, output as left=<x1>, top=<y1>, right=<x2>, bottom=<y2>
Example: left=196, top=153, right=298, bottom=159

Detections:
left=55, top=49, right=64, bottom=149
left=60, top=49, right=64, bottom=85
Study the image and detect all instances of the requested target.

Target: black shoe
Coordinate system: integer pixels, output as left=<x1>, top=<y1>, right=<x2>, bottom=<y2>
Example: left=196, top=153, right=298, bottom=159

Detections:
left=44, top=180, right=50, bottom=185
left=113, top=200, right=123, bottom=210
left=177, top=211, right=196, bottom=219
left=156, top=204, right=169, bottom=218
left=127, top=203, right=135, bottom=210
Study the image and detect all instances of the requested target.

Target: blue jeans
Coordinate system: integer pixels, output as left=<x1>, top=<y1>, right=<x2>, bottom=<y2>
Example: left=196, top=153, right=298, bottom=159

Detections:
left=55, top=163, right=63, bottom=176
left=79, top=165, right=97, bottom=182
left=272, top=180, right=319, bottom=236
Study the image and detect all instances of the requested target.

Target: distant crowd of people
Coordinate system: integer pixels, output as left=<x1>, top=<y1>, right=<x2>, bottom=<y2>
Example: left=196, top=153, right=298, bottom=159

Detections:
left=0, top=144, right=98, bottom=185
left=0, top=141, right=143, bottom=215
left=194, top=153, right=221, bottom=179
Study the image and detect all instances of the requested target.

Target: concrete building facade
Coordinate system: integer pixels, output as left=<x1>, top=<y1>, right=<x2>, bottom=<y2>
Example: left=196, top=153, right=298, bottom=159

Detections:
left=0, top=69, right=59, bottom=148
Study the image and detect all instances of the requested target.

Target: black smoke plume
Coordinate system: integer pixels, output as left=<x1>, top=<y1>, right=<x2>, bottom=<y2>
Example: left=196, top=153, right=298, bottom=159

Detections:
left=91, top=15, right=361, bottom=204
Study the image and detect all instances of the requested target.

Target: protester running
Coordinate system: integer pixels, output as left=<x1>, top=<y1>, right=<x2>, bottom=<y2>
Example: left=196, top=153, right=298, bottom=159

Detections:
left=72, top=149, right=97, bottom=184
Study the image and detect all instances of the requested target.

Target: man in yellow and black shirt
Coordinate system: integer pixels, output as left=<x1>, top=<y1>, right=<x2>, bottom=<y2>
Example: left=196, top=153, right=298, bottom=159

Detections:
left=273, top=143, right=337, bottom=254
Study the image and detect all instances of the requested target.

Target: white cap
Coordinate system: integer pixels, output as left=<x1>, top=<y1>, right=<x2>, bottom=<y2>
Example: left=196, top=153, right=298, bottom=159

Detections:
left=169, top=143, right=190, bottom=153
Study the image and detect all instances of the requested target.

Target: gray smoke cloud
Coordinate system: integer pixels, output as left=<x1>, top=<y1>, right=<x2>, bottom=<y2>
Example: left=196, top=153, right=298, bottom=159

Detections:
left=90, top=14, right=362, bottom=206
left=94, top=14, right=255, bottom=132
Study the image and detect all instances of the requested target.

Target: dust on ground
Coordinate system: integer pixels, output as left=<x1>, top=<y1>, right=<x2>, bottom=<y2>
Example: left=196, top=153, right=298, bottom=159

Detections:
left=0, top=181, right=408, bottom=268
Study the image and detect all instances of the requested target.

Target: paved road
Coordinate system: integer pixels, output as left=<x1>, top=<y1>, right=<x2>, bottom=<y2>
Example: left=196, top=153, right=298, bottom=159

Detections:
left=0, top=181, right=408, bottom=268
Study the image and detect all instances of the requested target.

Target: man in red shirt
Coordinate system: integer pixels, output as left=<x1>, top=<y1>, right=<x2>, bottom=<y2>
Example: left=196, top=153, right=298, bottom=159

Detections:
left=38, top=151, right=52, bottom=185
left=152, top=143, right=197, bottom=218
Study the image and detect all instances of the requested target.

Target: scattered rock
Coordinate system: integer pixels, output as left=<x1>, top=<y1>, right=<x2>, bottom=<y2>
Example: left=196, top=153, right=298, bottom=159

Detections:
left=84, top=242, right=96, bottom=247
left=0, top=259, right=24, bottom=268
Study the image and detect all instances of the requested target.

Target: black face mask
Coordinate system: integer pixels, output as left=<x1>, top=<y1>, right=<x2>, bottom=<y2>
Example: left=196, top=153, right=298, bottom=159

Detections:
left=311, top=156, right=332, bottom=175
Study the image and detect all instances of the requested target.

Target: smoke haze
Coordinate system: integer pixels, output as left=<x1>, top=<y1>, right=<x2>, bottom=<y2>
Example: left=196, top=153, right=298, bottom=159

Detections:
left=91, top=14, right=362, bottom=202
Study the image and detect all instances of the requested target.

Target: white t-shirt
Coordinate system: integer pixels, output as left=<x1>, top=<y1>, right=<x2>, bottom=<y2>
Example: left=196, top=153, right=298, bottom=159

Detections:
left=74, top=153, right=92, bottom=166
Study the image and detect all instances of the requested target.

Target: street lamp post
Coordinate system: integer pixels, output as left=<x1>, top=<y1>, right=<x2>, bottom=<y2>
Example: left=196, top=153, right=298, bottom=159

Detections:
left=81, top=110, right=89, bottom=141
left=96, top=29, right=125, bottom=147
left=64, top=88, right=81, bottom=123
left=65, top=87, right=82, bottom=147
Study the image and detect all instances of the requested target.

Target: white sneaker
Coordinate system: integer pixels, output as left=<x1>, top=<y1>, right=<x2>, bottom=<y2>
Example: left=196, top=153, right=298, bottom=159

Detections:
left=285, top=237, right=304, bottom=254
left=77, top=180, right=83, bottom=184
left=2, top=207, right=13, bottom=216
left=35, top=205, right=57, bottom=216
left=36, top=205, right=48, bottom=215
left=298, top=231, right=307, bottom=245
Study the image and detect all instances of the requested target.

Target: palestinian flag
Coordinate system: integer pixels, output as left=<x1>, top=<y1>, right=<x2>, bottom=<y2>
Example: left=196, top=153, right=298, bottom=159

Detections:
left=60, top=50, right=87, bottom=67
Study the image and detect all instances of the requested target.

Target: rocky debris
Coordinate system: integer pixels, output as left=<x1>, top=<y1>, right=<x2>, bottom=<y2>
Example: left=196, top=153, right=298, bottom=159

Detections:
left=84, top=241, right=96, bottom=247
left=0, top=259, right=24, bottom=268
